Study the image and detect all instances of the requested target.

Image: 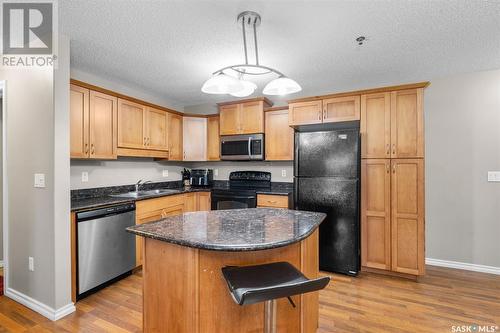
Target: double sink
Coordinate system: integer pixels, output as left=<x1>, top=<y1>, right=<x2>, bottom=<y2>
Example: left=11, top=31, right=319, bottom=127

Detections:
left=111, top=188, right=180, bottom=199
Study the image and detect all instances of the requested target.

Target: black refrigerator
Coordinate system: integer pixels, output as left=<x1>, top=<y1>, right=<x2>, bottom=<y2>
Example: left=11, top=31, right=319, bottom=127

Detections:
left=294, top=125, right=360, bottom=275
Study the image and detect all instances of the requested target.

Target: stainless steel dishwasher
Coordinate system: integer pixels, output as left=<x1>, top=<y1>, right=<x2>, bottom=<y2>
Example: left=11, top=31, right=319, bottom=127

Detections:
left=76, top=203, right=136, bottom=299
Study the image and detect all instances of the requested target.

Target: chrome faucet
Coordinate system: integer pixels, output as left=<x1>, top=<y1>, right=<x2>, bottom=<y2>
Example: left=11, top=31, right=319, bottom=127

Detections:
left=135, top=179, right=152, bottom=192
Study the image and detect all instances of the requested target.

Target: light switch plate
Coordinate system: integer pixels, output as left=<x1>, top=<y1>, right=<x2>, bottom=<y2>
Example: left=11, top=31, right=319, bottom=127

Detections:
left=281, top=169, right=287, bottom=177
left=214, top=169, right=219, bottom=177
left=29, top=257, right=34, bottom=272
left=487, top=171, right=500, bottom=182
left=162, top=170, right=169, bottom=177
left=34, top=173, right=45, bottom=188
left=81, top=172, right=89, bottom=182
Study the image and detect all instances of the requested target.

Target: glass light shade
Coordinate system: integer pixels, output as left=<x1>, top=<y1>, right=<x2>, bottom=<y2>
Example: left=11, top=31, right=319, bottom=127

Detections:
left=262, top=77, right=302, bottom=95
left=230, top=80, right=257, bottom=97
left=201, top=73, right=244, bottom=94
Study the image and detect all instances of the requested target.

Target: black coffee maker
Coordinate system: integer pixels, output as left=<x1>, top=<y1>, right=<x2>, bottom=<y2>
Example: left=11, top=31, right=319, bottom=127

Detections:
left=190, top=169, right=214, bottom=187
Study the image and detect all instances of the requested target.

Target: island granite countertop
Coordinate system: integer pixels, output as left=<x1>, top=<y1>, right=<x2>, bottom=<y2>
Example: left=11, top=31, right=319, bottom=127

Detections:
left=126, top=208, right=326, bottom=251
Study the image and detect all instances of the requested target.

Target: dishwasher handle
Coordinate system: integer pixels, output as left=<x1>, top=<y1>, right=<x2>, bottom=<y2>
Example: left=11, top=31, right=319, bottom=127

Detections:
left=76, top=203, right=136, bottom=222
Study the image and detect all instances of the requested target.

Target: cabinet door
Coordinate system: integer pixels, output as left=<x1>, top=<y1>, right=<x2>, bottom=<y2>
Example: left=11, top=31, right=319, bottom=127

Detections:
left=265, top=109, right=294, bottom=161
left=390, top=89, right=424, bottom=158
left=219, top=104, right=241, bottom=135
left=391, top=159, right=425, bottom=275
left=207, top=116, right=220, bottom=161
left=322, top=96, right=360, bottom=123
left=240, top=101, right=264, bottom=134
left=136, top=209, right=164, bottom=267
left=168, top=113, right=183, bottom=161
left=184, top=193, right=198, bottom=212
left=70, top=85, right=89, bottom=158
left=117, top=99, right=147, bottom=149
left=89, top=91, right=117, bottom=159
left=361, top=159, right=391, bottom=270
left=288, top=101, right=323, bottom=126
left=183, top=117, right=207, bottom=161
left=197, top=192, right=211, bottom=211
left=361, top=93, right=391, bottom=158
left=146, top=107, right=169, bottom=151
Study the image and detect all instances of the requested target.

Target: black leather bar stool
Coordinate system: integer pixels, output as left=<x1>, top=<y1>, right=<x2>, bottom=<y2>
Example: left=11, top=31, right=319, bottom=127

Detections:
left=222, top=261, right=330, bottom=333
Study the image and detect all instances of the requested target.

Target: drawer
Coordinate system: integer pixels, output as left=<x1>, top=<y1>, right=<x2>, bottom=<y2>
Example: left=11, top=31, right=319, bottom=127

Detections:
left=257, top=194, right=289, bottom=208
left=136, top=194, right=185, bottom=217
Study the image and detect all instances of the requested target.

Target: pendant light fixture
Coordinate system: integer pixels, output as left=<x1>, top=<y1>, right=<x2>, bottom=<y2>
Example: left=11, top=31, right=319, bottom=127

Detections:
left=201, top=11, right=301, bottom=97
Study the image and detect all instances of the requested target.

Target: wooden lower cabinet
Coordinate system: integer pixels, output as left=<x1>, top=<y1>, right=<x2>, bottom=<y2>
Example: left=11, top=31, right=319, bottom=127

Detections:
left=361, top=158, right=425, bottom=276
left=135, top=191, right=211, bottom=267
left=391, top=159, right=425, bottom=275
left=361, top=159, right=391, bottom=270
left=257, top=194, right=289, bottom=208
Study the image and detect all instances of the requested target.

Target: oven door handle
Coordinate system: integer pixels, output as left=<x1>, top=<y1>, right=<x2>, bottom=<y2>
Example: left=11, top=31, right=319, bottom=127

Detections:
left=248, top=137, right=252, bottom=159
left=213, top=195, right=255, bottom=200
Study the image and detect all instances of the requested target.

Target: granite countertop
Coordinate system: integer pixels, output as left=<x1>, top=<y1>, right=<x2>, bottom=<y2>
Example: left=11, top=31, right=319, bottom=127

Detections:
left=126, top=208, right=325, bottom=251
left=71, top=181, right=293, bottom=212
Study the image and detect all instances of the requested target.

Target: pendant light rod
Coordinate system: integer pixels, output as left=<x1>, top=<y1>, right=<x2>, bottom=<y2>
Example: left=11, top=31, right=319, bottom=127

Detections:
left=253, top=21, right=259, bottom=65
left=212, top=64, right=284, bottom=77
left=242, top=16, right=248, bottom=65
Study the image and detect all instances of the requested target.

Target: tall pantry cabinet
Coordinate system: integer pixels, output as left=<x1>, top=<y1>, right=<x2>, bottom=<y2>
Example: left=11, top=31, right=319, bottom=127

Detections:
left=360, top=87, right=426, bottom=277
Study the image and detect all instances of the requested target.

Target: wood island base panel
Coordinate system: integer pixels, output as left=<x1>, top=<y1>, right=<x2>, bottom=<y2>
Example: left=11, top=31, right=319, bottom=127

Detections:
left=142, top=231, right=319, bottom=333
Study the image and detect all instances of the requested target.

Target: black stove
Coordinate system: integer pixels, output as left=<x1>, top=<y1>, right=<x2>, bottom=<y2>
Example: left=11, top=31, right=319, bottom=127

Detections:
left=211, top=171, right=271, bottom=210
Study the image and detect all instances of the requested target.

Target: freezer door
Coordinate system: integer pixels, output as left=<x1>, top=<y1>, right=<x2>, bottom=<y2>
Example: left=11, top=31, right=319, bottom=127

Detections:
left=295, top=129, right=360, bottom=178
left=295, top=177, right=360, bottom=275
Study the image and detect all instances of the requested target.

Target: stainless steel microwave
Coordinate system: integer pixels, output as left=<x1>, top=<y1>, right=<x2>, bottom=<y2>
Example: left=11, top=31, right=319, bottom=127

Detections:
left=220, top=134, right=264, bottom=161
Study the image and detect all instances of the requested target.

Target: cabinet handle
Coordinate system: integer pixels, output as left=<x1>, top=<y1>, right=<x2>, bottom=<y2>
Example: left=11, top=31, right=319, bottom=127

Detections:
left=84, top=143, right=89, bottom=154
left=147, top=137, right=150, bottom=146
left=90, top=144, right=95, bottom=155
left=386, top=144, right=390, bottom=156
left=268, top=200, right=278, bottom=204
left=392, top=164, right=396, bottom=174
left=392, top=144, right=396, bottom=155
left=386, top=164, right=390, bottom=174
left=323, top=109, right=326, bottom=119
left=318, top=110, right=322, bottom=120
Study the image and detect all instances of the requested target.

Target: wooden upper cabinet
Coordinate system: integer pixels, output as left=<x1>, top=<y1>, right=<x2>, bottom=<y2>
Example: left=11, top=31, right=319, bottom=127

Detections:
left=207, top=116, right=220, bottom=161
left=288, top=101, right=322, bottom=126
left=219, top=99, right=268, bottom=135
left=70, top=85, right=89, bottom=158
left=146, top=107, right=169, bottom=151
left=390, top=89, right=424, bottom=158
left=183, top=117, right=207, bottom=161
left=391, top=159, right=425, bottom=275
left=219, top=104, right=240, bottom=135
left=361, top=159, right=391, bottom=270
left=265, top=109, right=294, bottom=161
left=361, top=92, right=391, bottom=158
left=168, top=113, right=183, bottom=161
left=240, top=101, right=264, bottom=134
left=117, top=99, right=147, bottom=149
left=89, top=91, right=117, bottom=159
left=322, top=96, right=360, bottom=123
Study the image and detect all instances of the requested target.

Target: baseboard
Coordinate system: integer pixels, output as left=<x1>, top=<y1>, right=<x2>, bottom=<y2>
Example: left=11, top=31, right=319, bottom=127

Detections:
left=5, top=288, right=75, bottom=321
left=426, top=258, right=500, bottom=275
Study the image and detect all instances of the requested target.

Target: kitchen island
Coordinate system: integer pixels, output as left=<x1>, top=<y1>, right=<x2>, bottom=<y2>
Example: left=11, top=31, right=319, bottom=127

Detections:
left=127, top=208, right=326, bottom=333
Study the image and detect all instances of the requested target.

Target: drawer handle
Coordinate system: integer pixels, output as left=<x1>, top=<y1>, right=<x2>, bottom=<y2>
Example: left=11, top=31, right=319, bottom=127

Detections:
left=267, top=200, right=278, bottom=204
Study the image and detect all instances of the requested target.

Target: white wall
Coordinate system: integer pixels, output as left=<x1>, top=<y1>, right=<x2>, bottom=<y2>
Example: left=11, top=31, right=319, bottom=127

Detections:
left=71, top=68, right=184, bottom=111
left=190, top=161, right=294, bottom=183
left=425, top=69, right=500, bottom=268
left=71, top=158, right=185, bottom=189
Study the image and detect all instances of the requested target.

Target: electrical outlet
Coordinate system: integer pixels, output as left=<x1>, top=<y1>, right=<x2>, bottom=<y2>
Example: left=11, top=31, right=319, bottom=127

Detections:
left=487, top=171, right=500, bottom=182
left=34, top=173, right=45, bottom=188
left=281, top=169, right=287, bottom=177
left=81, top=171, right=89, bottom=182
left=162, top=170, right=169, bottom=177
left=214, top=169, right=219, bottom=177
left=29, top=257, right=34, bottom=272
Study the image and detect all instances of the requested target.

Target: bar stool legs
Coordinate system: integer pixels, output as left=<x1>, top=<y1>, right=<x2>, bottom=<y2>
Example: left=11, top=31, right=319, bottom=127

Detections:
left=264, top=299, right=277, bottom=333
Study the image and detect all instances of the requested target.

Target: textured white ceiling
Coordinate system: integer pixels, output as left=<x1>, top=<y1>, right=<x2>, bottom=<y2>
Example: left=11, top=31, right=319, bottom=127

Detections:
left=61, top=0, right=500, bottom=108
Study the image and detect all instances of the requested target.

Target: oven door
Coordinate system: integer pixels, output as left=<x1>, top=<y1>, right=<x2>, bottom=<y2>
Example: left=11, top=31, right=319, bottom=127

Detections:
left=211, top=192, right=257, bottom=210
left=220, top=134, right=264, bottom=161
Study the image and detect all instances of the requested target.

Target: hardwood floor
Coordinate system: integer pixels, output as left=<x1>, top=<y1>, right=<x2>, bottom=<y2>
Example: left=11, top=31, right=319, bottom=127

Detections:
left=0, top=266, right=498, bottom=332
